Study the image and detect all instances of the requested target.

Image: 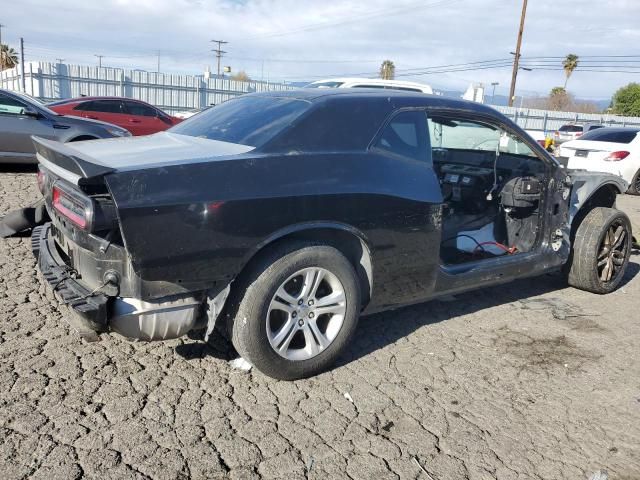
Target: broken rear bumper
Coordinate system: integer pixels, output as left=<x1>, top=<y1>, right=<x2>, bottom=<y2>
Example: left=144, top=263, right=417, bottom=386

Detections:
left=31, top=223, right=109, bottom=338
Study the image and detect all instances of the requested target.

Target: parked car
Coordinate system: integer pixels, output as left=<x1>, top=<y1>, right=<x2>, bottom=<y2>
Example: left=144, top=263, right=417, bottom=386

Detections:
left=554, top=122, right=604, bottom=145
left=48, top=97, right=181, bottom=136
left=559, top=127, right=640, bottom=195
left=0, top=88, right=131, bottom=163
left=32, top=90, right=631, bottom=380
left=306, top=77, right=433, bottom=94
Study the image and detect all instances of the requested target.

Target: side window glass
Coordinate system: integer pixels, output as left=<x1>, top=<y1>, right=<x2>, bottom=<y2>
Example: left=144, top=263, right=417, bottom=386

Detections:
left=375, top=110, right=428, bottom=162
left=125, top=101, right=157, bottom=117
left=0, top=93, right=27, bottom=115
left=90, top=100, right=123, bottom=114
left=73, top=102, right=90, bottom=111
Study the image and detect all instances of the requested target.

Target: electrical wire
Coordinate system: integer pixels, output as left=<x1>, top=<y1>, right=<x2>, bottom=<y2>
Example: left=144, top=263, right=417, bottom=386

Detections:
left=441, top=235, right=486, bottom=253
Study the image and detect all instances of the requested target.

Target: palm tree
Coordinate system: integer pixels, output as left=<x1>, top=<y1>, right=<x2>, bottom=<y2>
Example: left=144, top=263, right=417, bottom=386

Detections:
left=0, top=44, right=19, bottom=70
left=379, top=60, right=395, bottom=80
left=562, top=54, right=579, bottom=89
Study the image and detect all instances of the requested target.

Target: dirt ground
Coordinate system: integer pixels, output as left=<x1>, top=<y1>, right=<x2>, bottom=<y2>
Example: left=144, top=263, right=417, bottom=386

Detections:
left=1, top=167, right=639, bottom=480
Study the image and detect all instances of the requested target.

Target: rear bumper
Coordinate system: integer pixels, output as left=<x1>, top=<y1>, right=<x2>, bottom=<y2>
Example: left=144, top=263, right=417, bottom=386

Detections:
left=32, top=222, right=207, bottom=341
left=32, top=223, right=109, bottom=337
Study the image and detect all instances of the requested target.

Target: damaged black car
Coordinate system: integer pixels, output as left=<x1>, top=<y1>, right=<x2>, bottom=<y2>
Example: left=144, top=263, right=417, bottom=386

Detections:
left=32, top=90, right=632, bottom=380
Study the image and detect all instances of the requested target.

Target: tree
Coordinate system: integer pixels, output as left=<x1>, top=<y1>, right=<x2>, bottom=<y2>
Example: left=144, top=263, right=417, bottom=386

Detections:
left=548, top=86, right=570, bottom=111
left=379, top=60, right=395, bottom=80
left=611, top=83, right=640, bottom=117
left=562, top=54, right=579, bottom=89
left=231, top=70, right=251, bottom=82
left=0, top=43, right=19, bottom=71
left=523, top=87, right=600, bottom=113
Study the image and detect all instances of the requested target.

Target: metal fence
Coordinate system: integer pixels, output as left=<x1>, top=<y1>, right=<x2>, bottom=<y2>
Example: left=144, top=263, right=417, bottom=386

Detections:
left=491, top=105, right=640, bottom=132
left=3, top=62, right=640, bottom=129
left=0, top=62, right=295, bottom=114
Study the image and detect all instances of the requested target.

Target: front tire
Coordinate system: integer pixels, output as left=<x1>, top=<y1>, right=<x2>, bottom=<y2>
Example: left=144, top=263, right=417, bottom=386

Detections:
left=567, top=207, right=632, bottom=294
left=627, top=169, right=640, bottom=196
left=227, top=241, right=361, bottom=380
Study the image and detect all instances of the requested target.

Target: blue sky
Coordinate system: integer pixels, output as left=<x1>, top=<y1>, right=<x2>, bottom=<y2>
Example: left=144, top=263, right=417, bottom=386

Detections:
left=4, top=0, right=640, bottom=100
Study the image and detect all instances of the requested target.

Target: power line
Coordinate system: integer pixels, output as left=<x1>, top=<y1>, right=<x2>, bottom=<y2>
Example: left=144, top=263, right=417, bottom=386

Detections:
left=244, top=0, right=464, bottom=40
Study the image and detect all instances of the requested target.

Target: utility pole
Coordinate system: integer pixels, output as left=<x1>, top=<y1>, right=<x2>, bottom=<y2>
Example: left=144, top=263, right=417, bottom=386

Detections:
left=210, top=39, right=228, bottom=76
left=56, top=58, right=65, bottom=64
left=0, top=24, right=5, bottom=70
left=19, top=37, right=25, bottom=92
left=94, top=54, right=103, bottom=68
left=508, top=0, right=528, bottom=107
left=491, top=82, right=499, bottom=104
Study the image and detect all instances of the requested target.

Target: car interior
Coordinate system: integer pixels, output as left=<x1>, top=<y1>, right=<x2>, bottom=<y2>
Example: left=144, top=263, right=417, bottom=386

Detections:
left=375, top=111, right=548, bottom=266
left=428, top=116, right=547, bottom=265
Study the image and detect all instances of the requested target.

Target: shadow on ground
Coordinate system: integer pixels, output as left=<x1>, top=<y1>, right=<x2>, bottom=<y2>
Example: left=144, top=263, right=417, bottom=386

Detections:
left=176, top=256, right=639, bottom=372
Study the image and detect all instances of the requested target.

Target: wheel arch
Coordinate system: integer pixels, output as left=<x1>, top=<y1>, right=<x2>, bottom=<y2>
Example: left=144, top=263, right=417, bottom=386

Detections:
left=66, top=135, right=99, bottom=143
left=569, top=181, right=622, bottom=243
left=239, top=222, right=374, bottom=308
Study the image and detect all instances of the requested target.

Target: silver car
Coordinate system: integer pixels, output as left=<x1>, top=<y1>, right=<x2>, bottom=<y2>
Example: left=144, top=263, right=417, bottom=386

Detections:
left=0, top=89, right=131, bottom=163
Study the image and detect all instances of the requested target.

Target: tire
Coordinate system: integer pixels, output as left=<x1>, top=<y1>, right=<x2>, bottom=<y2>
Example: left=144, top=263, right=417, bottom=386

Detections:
left=226, top=241, right=361, bottom=380
left=627, top=169, right=640, bottom=196
left=567, top=207, right=632, bottom=294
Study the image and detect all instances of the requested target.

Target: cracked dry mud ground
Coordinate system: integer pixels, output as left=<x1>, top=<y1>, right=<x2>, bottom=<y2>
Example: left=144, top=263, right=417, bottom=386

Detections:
left=1, top=167, right=639, bottom=480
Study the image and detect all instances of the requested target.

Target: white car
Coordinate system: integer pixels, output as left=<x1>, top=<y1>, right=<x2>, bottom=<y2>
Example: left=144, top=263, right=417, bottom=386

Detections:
left=560, top=127, right=640, bottom=195
left=306, top=77, right=433, bottom=94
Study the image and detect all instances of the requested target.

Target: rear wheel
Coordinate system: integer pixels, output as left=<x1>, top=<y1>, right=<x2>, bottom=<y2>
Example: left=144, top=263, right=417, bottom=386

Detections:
left=627, top=169, right=640, bottom=196
left=226, top=241, right=361, bottom=380
left=567, top=207, right=631, bottom=294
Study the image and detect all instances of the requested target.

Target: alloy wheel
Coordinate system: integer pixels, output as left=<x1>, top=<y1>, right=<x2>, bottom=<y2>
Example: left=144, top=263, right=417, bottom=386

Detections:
left=266, top=267, right=347, bottom=361
left=597, top=220, right=629, bottom=283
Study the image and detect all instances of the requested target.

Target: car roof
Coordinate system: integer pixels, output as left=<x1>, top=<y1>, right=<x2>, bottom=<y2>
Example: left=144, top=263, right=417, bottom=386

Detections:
left=251, top=88, right=498, bottom=115
left=50, top=96, right=152, bottom=105
left=583, top=126, right=640, bottom=133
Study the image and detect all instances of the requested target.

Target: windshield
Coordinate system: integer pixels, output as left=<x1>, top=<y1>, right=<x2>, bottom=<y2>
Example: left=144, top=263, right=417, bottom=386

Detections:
left=170, top=96, right=310, bottom=147
left=580, top=129, right=640, bottom=144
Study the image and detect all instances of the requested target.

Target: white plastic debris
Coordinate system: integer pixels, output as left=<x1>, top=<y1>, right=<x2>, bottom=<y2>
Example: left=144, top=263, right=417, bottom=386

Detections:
left=229, top=357, right=253, bottom=371
left=343, top=392, right=354, bottom=403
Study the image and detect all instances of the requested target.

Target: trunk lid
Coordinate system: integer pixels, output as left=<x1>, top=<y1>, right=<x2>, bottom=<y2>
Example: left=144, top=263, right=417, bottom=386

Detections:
left=34, top=132, right=255, bottom=185
left=560, top=140, right=627, bottom=162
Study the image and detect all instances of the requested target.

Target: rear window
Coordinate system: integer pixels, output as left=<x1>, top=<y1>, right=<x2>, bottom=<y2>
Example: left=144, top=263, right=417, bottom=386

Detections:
left=580, top=129, right=640, bottom=144
left=559, top=125, right=583, bottom=132
left=169, top=96, right=310, bottom=147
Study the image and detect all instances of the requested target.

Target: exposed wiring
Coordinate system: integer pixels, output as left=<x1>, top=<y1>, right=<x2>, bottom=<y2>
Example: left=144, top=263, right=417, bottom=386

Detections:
left=474, top=242, right=517, bottom=255
left=441, top=234, right=486, bottom=252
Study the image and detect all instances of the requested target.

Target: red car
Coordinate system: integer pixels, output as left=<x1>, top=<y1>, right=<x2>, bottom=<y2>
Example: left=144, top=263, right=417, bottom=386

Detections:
left=48, top=97, right=182, bottom=136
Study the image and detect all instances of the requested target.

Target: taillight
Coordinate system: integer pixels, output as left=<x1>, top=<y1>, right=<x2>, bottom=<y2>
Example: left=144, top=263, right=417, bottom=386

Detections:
left=51, top=182, right=93, bottom=230
left=37, top=169, right=47, bottom=194
left=575, top=133, right=582, bottom=137
left=604, top=151, right=630, bottom=162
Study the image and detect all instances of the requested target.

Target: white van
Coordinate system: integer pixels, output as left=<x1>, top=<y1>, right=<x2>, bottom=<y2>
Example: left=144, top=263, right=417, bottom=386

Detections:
left=306, top=77, right=433, bottom=94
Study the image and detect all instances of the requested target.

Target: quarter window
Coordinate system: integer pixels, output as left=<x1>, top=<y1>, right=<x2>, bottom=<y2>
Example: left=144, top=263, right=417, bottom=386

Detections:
left=375, top=110, right=429, bottom=162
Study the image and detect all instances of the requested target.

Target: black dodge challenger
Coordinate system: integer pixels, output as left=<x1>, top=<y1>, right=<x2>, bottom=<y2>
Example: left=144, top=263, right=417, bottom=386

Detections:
left=32, top=89, right=632, bottom=379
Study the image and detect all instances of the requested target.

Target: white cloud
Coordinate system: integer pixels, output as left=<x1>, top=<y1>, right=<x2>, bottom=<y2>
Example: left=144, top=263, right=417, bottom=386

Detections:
left=5, top=0, right=640, bottom=99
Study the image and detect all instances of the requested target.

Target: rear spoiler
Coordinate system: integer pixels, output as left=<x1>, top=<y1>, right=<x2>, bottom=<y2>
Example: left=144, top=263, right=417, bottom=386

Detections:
left=33, top=136, right=115, bottom=185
